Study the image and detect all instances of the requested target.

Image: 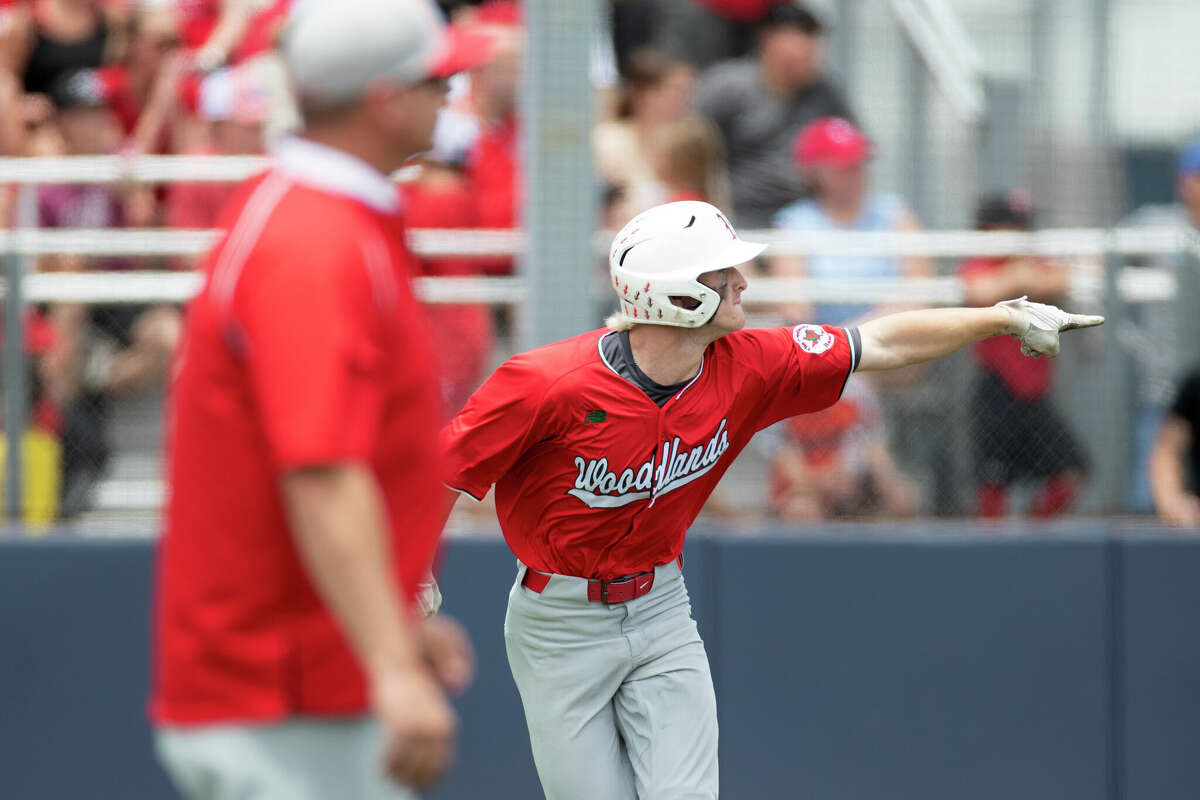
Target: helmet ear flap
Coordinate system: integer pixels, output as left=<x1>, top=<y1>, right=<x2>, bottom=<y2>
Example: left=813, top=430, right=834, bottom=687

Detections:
left=612, top=271, right=718, bottom=328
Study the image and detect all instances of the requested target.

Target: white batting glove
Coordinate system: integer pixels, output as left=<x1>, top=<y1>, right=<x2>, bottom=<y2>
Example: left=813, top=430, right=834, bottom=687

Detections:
left=416, top=575, right=443, bottom=617
left=996, top=296, right=1105, bottom=358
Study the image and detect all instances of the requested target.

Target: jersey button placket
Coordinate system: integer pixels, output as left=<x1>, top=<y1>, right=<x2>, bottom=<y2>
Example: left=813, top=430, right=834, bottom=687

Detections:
left=646, top=403, right=668, bottom=508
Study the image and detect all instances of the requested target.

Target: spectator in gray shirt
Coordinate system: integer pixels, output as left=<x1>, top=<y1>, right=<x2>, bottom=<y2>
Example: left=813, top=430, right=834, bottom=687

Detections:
left=694, top=3, right=854, bottom=229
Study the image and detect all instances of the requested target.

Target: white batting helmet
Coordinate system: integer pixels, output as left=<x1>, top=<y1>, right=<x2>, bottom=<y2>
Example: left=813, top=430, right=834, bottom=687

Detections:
left=609, top=201, right=766, bottom=328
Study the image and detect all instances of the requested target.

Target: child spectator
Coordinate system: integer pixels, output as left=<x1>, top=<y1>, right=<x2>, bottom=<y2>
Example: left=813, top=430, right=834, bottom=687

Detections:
left=767, top=380, right=919, bottom=521
left=960, top=190, right=1089, bottom=518
left=651, top=114, right=727, bottom=207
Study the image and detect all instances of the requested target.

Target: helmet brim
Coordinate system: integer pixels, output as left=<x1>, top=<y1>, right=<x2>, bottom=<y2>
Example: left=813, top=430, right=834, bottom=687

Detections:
left=654, top=239, right=768, bottom=281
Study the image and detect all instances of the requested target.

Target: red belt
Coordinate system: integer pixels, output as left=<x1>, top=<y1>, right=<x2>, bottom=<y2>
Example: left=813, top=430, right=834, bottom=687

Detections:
left=521, top=556, right=683, bottom=604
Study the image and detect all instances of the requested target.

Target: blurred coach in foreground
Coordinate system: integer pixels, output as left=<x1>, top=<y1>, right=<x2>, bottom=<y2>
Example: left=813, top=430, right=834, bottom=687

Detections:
left=150, top=1, right=483, bottom=797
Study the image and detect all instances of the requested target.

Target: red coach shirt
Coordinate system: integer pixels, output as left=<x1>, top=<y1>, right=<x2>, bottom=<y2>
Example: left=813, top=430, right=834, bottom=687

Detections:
left=152, top=138, right=443, bottom=725
left=442, top=323, right=858, bottom=579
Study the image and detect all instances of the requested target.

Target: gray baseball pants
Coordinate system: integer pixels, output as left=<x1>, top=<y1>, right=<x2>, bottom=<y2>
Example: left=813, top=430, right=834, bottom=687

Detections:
left=504, top=559, right=719, bottom=799
left=155, top=717, right=414, bottom=800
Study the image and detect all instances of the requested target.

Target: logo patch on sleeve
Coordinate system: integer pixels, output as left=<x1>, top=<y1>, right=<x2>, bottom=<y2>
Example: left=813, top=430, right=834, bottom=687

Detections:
left=792, top=324, right=835, bottom=354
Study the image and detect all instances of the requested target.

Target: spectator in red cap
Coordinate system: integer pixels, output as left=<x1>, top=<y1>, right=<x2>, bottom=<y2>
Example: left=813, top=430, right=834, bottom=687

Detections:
left=770, top=116, right=930, bottom=325
left=694, top=3, right=854, bottom=228
left=771, top=115, right=941, bottom=512
left=960, top=190, right=1089, bottom=518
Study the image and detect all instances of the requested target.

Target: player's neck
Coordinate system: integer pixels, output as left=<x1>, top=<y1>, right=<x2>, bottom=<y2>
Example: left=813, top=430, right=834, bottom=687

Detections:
left=627, top=325, right=716, bottom=386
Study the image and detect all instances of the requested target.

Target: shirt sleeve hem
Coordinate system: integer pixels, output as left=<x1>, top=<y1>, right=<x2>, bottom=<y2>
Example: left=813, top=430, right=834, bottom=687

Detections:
left=274, top=451, right=373, bottom=472
left=444, top=483, right=487, bottom=502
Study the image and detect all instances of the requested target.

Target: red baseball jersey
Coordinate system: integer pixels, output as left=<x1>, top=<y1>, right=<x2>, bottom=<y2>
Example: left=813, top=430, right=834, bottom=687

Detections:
left=442, top=323, right=859, bottom=579
left=152, top=138, right=444, bottom=725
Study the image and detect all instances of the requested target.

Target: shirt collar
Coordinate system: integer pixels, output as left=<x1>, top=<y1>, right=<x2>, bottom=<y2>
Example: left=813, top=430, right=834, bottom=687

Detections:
left=272, top=136, right=400, bottom=214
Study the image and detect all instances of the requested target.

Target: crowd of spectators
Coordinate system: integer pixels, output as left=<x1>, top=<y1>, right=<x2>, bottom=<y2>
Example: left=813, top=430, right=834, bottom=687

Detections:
left=0, top=0, right=1195, bottom=527
left=0, top=0, right=289, bottom=517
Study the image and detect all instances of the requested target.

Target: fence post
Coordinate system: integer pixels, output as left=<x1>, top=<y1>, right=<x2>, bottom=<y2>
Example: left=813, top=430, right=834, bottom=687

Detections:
left=901, top=36, right=930, bottom=225
left=521, top=0, right=597, bottom=349
left=3, top=184, right=34, bottom=526
left=1176, top=244, right=1200, bottom=372
left=1097, top=244, right=1133, bottom=513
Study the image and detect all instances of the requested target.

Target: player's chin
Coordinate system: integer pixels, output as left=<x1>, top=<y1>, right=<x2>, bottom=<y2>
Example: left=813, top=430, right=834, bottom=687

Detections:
left=714, top=310, right=747, bottom=333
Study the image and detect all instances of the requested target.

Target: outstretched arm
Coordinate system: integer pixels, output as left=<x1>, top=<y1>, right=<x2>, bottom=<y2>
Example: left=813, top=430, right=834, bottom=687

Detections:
left=857, top=298, right=1103, bottom=372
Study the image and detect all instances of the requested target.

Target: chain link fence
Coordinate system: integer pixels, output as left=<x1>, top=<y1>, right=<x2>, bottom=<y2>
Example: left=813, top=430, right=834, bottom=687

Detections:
left=1, top=182, right=1193, bottom=531
left=2, top=0, right=1198, bottom=532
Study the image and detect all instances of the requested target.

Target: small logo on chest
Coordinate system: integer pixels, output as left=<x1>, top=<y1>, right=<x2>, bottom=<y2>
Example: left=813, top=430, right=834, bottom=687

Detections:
left=583, top=409, right=607, bottom=424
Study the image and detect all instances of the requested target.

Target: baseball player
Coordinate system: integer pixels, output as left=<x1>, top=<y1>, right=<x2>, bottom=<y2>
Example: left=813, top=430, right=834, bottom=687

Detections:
left=151, top=1, right=486, bottom=797
left=441, top=200, right=1102, bottom=799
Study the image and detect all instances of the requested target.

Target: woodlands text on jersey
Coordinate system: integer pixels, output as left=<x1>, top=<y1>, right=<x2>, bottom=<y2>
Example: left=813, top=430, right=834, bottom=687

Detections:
left=442, top=324, right=861, bottom=580
left=569, top=417, right=731, bottom=508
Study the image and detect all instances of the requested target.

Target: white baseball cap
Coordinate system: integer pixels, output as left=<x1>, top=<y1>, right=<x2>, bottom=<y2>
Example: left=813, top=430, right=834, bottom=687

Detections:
left=284, top=0, right=496, bottom=106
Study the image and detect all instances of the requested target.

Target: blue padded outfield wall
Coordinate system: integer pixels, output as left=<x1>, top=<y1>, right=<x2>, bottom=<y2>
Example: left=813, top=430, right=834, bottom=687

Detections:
left=2, top=523, right=1199, bottom=800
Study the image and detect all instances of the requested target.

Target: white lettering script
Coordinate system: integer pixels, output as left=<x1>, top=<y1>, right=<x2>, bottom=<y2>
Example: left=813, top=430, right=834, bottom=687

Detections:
left=568, top=419, right=731, bottom=508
